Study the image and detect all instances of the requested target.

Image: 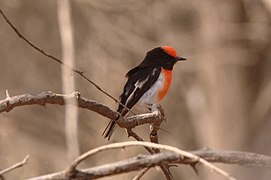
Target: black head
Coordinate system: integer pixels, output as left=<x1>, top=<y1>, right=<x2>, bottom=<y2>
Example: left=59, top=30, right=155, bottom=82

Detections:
left=140, top=46, right=186, bottom=70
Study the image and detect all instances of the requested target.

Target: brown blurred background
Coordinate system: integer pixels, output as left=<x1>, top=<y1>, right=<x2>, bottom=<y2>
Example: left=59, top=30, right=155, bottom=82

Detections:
left=1, top=0, right=271, bottom=179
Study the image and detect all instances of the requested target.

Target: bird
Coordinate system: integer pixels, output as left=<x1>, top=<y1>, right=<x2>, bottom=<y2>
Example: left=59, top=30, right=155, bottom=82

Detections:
left=102, top=46, right=186, bottom=140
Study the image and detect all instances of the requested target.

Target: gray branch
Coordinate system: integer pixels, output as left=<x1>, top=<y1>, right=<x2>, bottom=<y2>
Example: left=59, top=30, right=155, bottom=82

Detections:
left=28, top=150, right=271, bottom=180
left=0, top=91, right=162, bottom=130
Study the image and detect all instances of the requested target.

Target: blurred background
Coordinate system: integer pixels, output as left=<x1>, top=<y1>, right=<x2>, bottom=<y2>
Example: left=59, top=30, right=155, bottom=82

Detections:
left=1, top=0, right=271, bottom=179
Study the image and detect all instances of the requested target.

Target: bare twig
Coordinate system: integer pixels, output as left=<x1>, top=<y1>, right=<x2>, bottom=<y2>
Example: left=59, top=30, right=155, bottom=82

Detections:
left=0, top=91, right=116, bottom=118
left=0, top=155, right=29, bottom=176
left=65, top=141, right=235, bottom=180
left=0, top=92, right=163, bottom=130
left=0, top=8, right=134, bottom=115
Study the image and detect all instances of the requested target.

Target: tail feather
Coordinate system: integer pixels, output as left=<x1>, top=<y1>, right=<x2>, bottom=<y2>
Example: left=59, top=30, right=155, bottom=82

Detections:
left=103, top=107, right=128, bottom=140
left=102, top=120, right=116, bottom=140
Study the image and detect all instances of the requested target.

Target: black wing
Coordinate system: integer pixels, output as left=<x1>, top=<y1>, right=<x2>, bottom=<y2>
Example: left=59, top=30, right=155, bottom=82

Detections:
left=117, top=66, right=161, bottom=116
left=102, top=66, right=161, bottom=140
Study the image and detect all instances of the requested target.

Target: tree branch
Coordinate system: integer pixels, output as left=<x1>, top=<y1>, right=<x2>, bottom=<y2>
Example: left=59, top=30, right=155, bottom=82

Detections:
left=0, top=91, right=115, bottom=118
left=0, top=91, right=165, bottom=130
left=28, top=141, right=271, bottom=180
left=65, top=141, right=234, bottom=180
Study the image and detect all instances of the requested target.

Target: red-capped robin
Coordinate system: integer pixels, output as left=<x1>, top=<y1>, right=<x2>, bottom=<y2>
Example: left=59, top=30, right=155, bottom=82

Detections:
left=103, top=46, right=186, bottom=140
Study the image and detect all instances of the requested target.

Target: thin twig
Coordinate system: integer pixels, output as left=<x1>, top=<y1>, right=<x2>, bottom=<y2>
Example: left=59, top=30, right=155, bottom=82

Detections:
left=0, top=155, right=30, bottom=175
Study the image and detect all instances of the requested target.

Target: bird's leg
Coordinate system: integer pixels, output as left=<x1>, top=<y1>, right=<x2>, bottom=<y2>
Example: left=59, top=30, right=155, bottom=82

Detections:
left=151, top=103, right=159, bottom=112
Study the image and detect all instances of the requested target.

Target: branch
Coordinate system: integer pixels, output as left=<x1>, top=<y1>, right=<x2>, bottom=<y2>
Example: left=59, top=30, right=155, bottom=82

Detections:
left=29, top=148, right=271, bottom=180
left=192, top=149, right=271, bottom=167
left=0, top=91, right=176, bottom=179
left=0, top=91, right=164, bottom=130
left=0, top=91, right=115, bottom=119
left=66, top=141, right=235, bottom=180
left=0, top=155, right=29, bottom=176
left=28, top=141, right=271, bottom=180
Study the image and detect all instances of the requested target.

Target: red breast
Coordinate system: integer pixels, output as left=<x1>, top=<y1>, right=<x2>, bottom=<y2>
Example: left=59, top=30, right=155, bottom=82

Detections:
left=158, top=68, right=172, bottom=102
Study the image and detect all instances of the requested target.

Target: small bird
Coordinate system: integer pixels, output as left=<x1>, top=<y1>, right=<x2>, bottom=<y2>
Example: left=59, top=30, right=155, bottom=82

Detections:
left=103, top=46, right=186, bottom=140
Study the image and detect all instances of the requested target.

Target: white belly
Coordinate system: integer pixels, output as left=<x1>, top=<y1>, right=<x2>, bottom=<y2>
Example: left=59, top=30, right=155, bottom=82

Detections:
left=137, top=72, right=165, bottom=105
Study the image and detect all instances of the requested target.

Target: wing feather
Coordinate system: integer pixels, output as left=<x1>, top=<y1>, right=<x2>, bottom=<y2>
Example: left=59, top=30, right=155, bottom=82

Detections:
left=103, top=66, right=161, bottom=140
left=117, top=67, right=161, bottom=116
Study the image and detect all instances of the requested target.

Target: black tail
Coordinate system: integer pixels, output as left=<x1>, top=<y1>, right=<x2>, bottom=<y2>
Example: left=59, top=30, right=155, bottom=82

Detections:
left=102, top=120, right=116, bottom=140
left=103, top=105, right=129, bottom=140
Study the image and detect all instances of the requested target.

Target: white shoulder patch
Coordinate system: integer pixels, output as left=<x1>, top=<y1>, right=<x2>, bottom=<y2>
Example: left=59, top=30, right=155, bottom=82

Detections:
left=135, top=76, right=149, bottom=89
left=152, top=68, right=158, bottom=76
left=125, top=76, right=149, bottom=106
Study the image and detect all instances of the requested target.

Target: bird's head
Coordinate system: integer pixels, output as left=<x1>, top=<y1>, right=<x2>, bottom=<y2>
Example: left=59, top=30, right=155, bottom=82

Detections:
left=143, top=46, right=186, bottom=70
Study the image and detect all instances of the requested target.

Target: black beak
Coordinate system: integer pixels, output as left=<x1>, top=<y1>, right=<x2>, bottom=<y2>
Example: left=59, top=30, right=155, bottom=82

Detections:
left=177, top=56, right=187, bottom=61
